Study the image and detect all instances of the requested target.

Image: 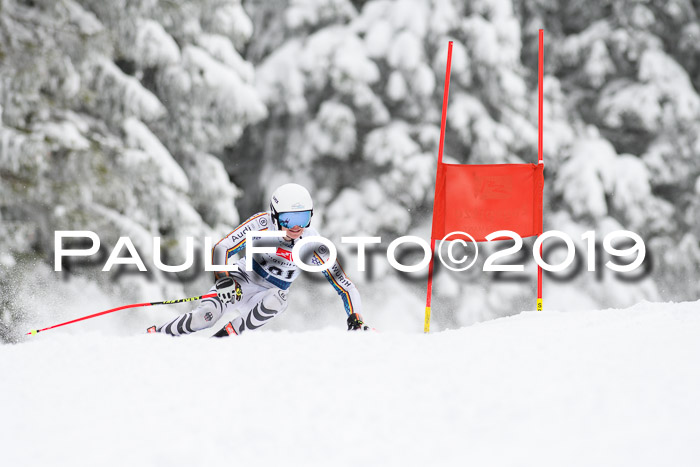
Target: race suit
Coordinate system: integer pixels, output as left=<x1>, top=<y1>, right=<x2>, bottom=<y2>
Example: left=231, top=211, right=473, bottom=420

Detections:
left=155, top=211, right=362, bottom=336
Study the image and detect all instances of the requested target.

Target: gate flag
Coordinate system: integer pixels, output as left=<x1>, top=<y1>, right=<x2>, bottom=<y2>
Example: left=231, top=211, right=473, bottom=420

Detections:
left=424, top=29, right=546, bottom=333
left=431, top=162, right=544, bottom=241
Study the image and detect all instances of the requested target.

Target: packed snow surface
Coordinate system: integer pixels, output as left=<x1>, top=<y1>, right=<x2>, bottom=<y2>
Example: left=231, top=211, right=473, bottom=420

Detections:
left=2, top=300, right=699, bottom=467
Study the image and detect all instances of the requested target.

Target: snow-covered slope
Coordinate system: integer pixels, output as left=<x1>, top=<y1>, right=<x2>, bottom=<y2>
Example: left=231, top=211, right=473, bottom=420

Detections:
left=2, top=300, right=699, bottom=467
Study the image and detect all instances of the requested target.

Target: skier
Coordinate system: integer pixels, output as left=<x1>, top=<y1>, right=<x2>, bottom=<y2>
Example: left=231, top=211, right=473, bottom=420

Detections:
left=147, top=183, right=370, bottom=337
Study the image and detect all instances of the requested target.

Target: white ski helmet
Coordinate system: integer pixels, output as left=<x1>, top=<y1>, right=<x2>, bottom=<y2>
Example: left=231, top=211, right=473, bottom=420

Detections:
left=270, top=183, right=314, bottom=229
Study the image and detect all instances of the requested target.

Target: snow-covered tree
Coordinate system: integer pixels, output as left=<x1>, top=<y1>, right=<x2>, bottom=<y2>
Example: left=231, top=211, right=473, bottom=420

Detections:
left=0, top=0, right=264, bottom=341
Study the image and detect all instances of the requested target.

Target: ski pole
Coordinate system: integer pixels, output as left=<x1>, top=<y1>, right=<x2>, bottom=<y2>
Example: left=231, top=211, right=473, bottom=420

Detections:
left=26, top=292, right=217, bottom=336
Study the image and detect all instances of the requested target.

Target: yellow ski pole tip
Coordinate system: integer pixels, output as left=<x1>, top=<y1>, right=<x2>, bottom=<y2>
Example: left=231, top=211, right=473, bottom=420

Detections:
left=29, top=330, right=38, bottom=335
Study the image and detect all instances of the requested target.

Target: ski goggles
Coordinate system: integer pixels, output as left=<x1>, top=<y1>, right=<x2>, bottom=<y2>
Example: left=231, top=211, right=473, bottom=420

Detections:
left=277, top=210, right=312, bottom=229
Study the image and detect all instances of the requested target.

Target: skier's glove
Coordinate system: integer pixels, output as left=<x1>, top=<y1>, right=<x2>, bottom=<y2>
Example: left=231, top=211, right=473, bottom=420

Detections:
left=215, top=276, right=236, bottom=304
left=347, top=312, right=370, bottom=331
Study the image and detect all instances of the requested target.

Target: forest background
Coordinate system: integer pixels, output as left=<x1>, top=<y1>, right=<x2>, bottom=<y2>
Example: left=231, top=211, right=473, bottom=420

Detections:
left=1, top=0, right=699, bottom=342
